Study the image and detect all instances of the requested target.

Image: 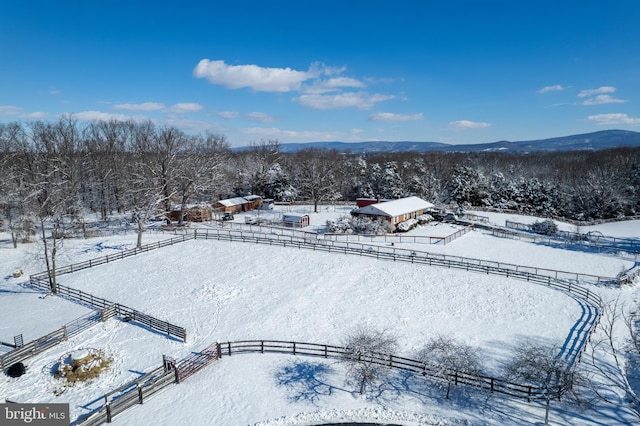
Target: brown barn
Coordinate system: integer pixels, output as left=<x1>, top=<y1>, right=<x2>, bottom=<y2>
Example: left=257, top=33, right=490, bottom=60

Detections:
left=213, top=195, right=263, bottom=214
left=168, top=205, right=212, bottom=222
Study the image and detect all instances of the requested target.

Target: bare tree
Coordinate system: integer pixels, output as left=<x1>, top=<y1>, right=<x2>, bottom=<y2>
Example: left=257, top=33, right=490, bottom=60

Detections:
left=174, top=133, right=230, bottom=226
left=19, top=118, right=83, bottom=293
left=417, top=335, right=483, bottom=399
left=586, top=298, right=640, bottom=420
left=341, top=327, right=398, bottom=395
left=506, top=343, right=581, bottom=425
left=83, top=120, right=134, bottom=220
left=293, top=148, right=341, bottom=213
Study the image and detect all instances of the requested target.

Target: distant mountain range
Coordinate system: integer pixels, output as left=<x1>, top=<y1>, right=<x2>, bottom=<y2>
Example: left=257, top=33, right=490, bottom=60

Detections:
left=235, top=130, right=640, bottom=154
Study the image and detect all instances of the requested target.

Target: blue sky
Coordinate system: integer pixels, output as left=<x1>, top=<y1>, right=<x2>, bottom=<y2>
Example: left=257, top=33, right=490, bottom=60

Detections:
left=1, top=1, right=639, bottom=147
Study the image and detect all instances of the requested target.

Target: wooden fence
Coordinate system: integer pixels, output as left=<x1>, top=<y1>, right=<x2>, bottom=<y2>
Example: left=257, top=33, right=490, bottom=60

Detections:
left=74, top=342, right=222, bottom=425
left=73, top=335, right=565, bottom=426
left=193, top=228, right=616, bottom=289
left=74, top=365, right=178, bottom=426
left=323, top=225, right=473, bottom=246
left=50, top=234, right=193, bottom=279
left=29, top=276, right=187, bottom=342
left=193, top=228, right=603, bottom=370
left=218, top=340, right=558, bottom=401
left=0, top=310, right=103, bottom=371
left=505, top=220, right=640, bottom=255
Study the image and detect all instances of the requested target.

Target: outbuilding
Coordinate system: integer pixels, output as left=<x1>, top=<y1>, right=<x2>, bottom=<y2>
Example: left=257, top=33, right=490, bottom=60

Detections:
left=213, top=195, right=263, bottom=214
left=351, top=196, right=434, bottom=226
left=282, top=214, right=310, bottom=228
left=168, top=205, right=212, bottom=222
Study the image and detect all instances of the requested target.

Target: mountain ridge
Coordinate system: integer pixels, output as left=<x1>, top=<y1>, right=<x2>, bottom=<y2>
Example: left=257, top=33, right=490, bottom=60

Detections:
left=234, top=130, right=640, bottom=154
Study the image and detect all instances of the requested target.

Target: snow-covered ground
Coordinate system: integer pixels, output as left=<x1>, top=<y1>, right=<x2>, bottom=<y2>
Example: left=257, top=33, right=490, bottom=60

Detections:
left=1, top=206, right=640, bottom=425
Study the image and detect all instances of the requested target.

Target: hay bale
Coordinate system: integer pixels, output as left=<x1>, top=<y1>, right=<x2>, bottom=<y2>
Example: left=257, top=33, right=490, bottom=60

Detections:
left=55, top=348, right=110, bottom=384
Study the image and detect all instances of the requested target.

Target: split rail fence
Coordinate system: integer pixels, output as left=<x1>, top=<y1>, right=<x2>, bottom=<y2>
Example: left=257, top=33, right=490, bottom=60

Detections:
left=75, top=334, right=564, bottom=426
left=193, top=228, right=616, bottom=290
left=29, top=276, right=186, bottom=342
left=217, top=340, right=560, bottom=401
left=0, top=310, right=103, bottom=371
left=74, top=365, right=178, bottom=426
left=323, top=225, right=473, bottom=245
left=74, top=342, right=221, bottom=425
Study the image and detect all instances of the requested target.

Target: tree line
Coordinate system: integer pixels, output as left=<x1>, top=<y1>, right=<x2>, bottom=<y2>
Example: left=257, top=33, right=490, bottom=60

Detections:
left=1, top=117, right=639, bottom=239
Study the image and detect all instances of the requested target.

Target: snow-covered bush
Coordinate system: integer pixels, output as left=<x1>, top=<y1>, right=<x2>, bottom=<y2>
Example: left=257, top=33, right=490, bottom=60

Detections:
left=531, top=219, right=558, bottom=236
left=417, top=214, right=434, bottom=225
left=326, top=215, right=392, bottom=234
left=395, top=218, right=418, bottom=233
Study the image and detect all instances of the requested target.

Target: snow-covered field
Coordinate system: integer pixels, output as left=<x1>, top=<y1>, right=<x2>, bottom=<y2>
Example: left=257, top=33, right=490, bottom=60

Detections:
left=1, top=206, right=640, bottom=425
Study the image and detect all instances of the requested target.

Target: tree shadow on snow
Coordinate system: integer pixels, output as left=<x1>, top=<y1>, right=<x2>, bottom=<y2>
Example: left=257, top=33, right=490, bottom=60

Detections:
left=274, top=360, right=349, bottom=405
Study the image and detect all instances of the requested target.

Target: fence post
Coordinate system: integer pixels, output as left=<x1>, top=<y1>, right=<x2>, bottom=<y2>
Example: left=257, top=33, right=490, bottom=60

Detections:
left=174, top=366, right=180, bottom=384
left=228, top=342, right=232, bottom=356
left=527, top=386, right=532, bottom=402
left=104, top=397, right=112, bottom=423
left=62, top=325, right=68, bottom=341
left=216, top=341, right=222, bottom=359
left=137, top=381, right=143, bottom=404
left=293, top=342, right=296, bottom=355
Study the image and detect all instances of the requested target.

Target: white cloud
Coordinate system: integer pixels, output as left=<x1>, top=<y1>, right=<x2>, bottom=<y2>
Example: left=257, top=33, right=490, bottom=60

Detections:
left=578, top=86, right=616, bottom=98
left=25, top=111, right=47, bottom=119
left=49, top=89, right=61, bottom=95
left=587, top=113, right=640, bottom=125
left=193, top=59, right=313, bottom=92
left=324, top=77, right=365, bottom=89
left=303, top=77, right=366, bottom=95
left=242, top=126, right=346, bottom=142
left=114, top=102, right=165, bottom=111
left=296, top=92, right=394, bottom=110
left=71, top=111, right=139, bottom=121
left=369, top=112, right=423, bottom=122
left=581, top=94, right=627, bottom=105
left=447, top=120, right=491, bottom=129
left=218, top=111, right=238, bottom=119
left=246, top=112, right=276, bottom=123
left=538, top=85, right=566, bottom=94
left=0, top=106, right=47, bottom=119
left=0, top=105, right=22, bottom=116
left=165, top=103, right=203, bottom=114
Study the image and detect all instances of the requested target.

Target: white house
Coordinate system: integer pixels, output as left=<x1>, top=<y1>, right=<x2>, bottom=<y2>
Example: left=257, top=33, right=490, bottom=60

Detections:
left=351, top=196, right=434, bottom=226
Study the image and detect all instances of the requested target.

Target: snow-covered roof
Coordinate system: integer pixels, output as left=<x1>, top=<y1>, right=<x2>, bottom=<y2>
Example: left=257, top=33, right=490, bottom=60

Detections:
left=217, top=195, right=262, bottom=207
left=217, top=197, right=249, bottom=207
left=353, top=196, right=434, bottom=217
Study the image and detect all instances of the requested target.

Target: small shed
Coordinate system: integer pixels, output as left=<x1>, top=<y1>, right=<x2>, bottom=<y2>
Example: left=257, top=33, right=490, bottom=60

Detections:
left=282, top=214, right=310, bottom=228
